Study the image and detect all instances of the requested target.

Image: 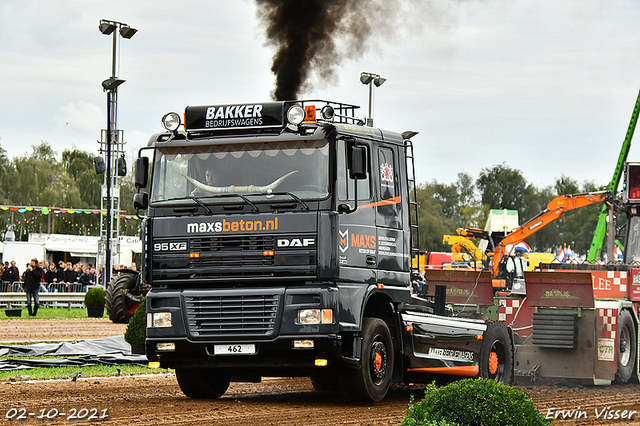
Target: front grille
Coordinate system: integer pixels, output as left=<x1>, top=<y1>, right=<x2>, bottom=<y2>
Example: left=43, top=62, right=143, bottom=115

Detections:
left=152, top=234, right=316, bottom=281
left=185, top=293, right=280, bottom=338
left=191, top=235, right=275, bottom=252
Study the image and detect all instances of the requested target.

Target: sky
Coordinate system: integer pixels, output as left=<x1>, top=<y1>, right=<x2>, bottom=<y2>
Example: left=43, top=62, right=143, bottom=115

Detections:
left=2, top=0, right=640, bottom=191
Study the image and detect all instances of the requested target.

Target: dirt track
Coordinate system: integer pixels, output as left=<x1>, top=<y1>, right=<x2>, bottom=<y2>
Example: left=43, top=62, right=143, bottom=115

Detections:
left=1, top=318, right=640, bottom=425
left=0, top=318, right=127, bottom=344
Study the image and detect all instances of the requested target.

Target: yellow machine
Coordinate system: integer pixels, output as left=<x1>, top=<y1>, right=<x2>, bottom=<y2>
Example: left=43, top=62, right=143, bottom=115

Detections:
left=442, top=235, right=486, bottom=269
left=526, top=252, right=554, bottom=271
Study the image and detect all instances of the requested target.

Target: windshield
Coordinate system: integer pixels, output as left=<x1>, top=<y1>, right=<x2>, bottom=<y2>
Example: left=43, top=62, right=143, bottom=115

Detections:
left=150, top=139, right=329, bottom=203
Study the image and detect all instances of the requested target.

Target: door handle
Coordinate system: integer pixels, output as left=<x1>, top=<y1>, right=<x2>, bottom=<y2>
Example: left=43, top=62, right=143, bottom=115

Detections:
left=365, top=255, right=376, bottom=266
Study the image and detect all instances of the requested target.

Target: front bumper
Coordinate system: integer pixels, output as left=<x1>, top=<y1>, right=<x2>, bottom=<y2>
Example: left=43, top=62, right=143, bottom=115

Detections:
left=147, top=333, right=344, bottom=374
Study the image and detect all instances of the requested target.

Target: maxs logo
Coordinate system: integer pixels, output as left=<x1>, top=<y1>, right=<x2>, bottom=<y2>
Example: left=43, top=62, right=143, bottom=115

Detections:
left=339, top=229, right=376, bottom=253
left=187, top=217, right=278, bottom=233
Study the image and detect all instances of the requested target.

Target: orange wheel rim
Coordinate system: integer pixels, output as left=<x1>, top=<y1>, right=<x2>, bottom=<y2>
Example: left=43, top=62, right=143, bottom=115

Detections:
left=488, top=351, right=499, bottom=375
left=375, top=351, right=382, bottom=371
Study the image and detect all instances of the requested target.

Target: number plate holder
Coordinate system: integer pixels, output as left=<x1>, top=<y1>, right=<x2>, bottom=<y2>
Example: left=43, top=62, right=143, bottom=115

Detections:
left=213, top=344, right=256, bottom=355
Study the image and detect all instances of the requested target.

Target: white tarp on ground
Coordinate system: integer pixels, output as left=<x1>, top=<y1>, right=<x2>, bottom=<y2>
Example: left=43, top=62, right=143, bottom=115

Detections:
left=0, top=335, right=147, bottom=370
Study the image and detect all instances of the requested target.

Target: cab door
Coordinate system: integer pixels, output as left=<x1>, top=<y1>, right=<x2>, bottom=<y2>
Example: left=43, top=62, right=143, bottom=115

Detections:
left=374, top=145, right=404, bottom=274
left=336, top=138, right=375, bottom=274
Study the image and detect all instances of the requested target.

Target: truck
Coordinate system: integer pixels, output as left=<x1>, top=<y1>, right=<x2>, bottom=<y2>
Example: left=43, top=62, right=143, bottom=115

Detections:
left=130, top=100, right=514, bottom=401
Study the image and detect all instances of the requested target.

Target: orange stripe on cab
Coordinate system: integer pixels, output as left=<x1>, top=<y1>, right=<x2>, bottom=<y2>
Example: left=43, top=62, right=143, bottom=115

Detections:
left=359, top=196, right=401, bottom=209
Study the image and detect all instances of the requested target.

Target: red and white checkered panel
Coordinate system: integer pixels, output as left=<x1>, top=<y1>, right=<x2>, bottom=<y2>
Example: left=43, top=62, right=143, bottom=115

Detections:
left=592, top=271, right=628, bottom=299
left=596, top=306, right=618, bottom=340
left=497, top=297, right=533, bottom=337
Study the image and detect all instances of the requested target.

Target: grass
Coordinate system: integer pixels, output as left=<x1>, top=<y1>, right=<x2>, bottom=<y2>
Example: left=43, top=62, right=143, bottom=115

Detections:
left=0, top=364, right=172, bottom=381
left=0, top=306, right=105, bottom=320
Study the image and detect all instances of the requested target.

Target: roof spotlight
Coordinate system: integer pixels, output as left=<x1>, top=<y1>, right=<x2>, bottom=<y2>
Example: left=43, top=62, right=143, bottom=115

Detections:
left=162, top=112, right=181, bottom=132
left=321, top=105, right=335, bottom=120
left=287, top=105, right=305, bottom=125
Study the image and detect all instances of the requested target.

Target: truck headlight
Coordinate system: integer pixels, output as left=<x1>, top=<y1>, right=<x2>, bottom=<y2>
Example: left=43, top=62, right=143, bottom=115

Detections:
left=297, top=309, right=333, bottom=325
left=150, top=312, right=172, bottom=328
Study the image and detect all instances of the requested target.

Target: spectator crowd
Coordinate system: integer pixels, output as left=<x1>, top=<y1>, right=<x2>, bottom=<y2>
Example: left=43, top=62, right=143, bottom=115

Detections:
left=1, top=259, right=137, bottom=317
left=1, top=259, right=137, bottom=293
left=0, top=260, right=98, bottom=293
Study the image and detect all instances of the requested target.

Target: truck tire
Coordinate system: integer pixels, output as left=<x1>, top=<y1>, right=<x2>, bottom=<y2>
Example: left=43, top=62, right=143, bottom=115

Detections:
left=615, top=310, right=637, bottom=383
left=479, top=321, right=512, bottom=384
left=175, top=368, right=231, bottom=399
left=105, top=272, right=139, bottom=324
left=340, top=317, right=394, bottom=402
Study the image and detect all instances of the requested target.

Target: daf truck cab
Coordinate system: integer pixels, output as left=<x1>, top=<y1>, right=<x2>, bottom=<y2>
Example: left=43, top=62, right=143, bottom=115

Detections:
left=133, top=100, right=513, bottom=401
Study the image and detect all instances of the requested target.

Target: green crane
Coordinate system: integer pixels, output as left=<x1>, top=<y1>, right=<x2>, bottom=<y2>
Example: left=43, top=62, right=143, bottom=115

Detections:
left=587, top=87, right=640, bottom=262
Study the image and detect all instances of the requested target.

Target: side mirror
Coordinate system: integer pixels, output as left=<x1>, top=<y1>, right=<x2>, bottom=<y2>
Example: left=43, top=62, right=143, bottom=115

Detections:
left=134, top=157, right=149, bottom=189
left=349, top=145, right=367, bottom=180
left=133, top=192, right=149, bottom=210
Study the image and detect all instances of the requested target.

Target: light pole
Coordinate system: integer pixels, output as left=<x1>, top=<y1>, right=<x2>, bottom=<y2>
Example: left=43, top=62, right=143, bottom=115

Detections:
left=98, top=19, right=136, bottom=286
left=360, top=72, right=386, bottom=127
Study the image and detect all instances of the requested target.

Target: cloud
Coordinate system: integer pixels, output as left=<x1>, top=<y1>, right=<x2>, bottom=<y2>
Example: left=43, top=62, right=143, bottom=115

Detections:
left=55, top=101, right=104, bottom=134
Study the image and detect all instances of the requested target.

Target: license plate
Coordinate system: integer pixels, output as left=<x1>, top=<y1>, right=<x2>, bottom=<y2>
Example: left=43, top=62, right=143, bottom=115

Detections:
left=214, top=344, right=256, bottom=355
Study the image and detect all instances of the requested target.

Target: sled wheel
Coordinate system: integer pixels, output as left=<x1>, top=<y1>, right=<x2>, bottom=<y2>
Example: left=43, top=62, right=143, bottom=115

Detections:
left=615, top=310, right=637, bottom=383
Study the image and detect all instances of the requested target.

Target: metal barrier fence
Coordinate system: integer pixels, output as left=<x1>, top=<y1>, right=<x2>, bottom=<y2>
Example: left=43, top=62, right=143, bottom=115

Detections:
left=1, top=281, right=89, bottom=310
left=1, top=281, right=87, bottom=293
left=1, top=281, right=23, bottom=292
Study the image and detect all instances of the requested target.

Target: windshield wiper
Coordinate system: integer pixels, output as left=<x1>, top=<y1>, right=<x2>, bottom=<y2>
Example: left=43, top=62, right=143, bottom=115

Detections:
left=268, top=192, right=310, bottom=210
left=209, top=193, right=259, bottom=212
left=188, top=195, right=213, bottom=214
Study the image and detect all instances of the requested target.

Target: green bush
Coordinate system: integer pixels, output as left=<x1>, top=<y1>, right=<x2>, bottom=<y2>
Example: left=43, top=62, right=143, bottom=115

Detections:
left=401, top=379, right=551, bottom=426
left=124, top=298, right=146, bottom=345
left=84, top=288, right=106, bottom=307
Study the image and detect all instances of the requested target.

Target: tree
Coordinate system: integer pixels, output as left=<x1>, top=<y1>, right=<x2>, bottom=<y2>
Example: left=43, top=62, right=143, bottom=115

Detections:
left=415, top=183, right=455, bottom=252
left=0, top=141, right=141, bottom=238
left=455, top=172, right=487, bottom=229
left=476, top=163, right=557, bottom=251
left=551, top=175, right=603, bottom=256
left=62, top=148, right=102, bottom=208
left=476, top=163, right=538, bottom=215
left=0, top=143, right=11, bottom=203
left=6, top=142, right=82, bottom=208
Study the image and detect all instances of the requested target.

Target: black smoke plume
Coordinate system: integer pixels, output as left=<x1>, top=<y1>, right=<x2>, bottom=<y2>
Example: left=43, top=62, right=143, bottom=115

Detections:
left=255, top=0, right=380, bottom=101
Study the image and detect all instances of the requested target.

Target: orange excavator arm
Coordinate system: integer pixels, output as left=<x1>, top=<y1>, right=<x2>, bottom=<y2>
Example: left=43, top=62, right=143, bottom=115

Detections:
left=491, top=191, right=608, bottom=281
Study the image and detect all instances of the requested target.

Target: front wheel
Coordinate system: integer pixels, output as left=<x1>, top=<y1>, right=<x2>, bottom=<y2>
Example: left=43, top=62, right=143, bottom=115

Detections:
left=479, top=321, right=512, bottom=384
left=615, top=310, right=637, bottom=383
left=340, top=317, right=394, bottom=402
left=175, top=368, right=231, bottom=399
